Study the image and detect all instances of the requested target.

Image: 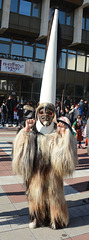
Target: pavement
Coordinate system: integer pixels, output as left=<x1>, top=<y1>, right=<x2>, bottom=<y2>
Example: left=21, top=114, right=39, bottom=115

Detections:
left=0, top=127, right=89, bottom=240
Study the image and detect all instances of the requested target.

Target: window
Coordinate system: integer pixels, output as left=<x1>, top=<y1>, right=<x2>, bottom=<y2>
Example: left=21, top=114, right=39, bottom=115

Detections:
left=82, top=9, right=89, bottom=31
left=75, top=85, right=84, bottom=96
left=8, top=79, right=20, bottom=92
left=59, top=52, right=66, bottom=69
left=35, top=48, right=45, bottom=60
left=0, top=43, right=10, bottom=54
left=0, top=0, right=2, bottom=9
left=76, top=55, right=85, bottom=72
left=59, top=11, right=65, bottom=25
left=86, top=18, right=89, bottom=31
left=58, top=11, right=73, bottom=26
left=82, top=17, right=85, bottom=30
left=23, top=45, right=33, bottom=58
left=10, top=0, right=18, bottom=13
left=0, top=37, right=11, bottom=42
left=19, top=0, right=31, bottom=16
left=11, top=43, right=23, bottom=56
left=67, top=53, right=76, bottom=70
left=32, top=0, right=40, bottom=17
left=86, top=57, right=89, bottom=72
left=21, top=79, right=32, bottom=92
left=66, top=14, right=71, bottom=25
left=0, top=80, right=7, bottom=90
left=66, top=12, right=73, bottom=26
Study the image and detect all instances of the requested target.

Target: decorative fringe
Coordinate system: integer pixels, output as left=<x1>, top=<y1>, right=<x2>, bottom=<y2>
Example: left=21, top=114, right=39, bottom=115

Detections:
left=12, top=129, right=35, bottom=182
left=51, top=129, right=78, bottom=177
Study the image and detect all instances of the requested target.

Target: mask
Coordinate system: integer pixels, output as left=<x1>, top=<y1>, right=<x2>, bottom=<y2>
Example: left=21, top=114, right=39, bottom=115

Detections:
left=36, top=103, right=55, bottom=127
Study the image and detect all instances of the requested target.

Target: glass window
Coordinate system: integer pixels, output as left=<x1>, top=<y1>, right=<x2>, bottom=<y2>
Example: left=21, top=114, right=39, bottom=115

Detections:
left=66, top=15, right=71, bottom=25
left=86, top=57, right=89, bottom=72
left=21, top=79, right=32, bottom=92
left=36, top=48, right=45, bottom=60
left=36, top=43, right=46, bottom=48
left=66, top=83, right=74, bottom=96
left=0, top=43, right=10, bottom=54
left=68, top=50, right=76, bottom=54
left=59, top=52, right=66, bottom=69
left=82, top=17, right=85, bottom=30
left=66, top=12, right=73, bottom=26
left=86, top=18, right=89, bottom=31
left=32, top=0, right=40, bottom=17
left=0, top=80, right=7, bottom=90
left=0, top=0, right=2, bottom=9
left=0, top=37, right=11, bottom=42
left=75, top=85, right=83, bottom=96
left=10, top=0, right=18, bottom=13
left=59, top=11, right=65, bottom=25
left=11, top=43, right=22, bottom=56
left=8, top=79, right=20, bottom=92
left=23, top=45, right=33, bottom=58
left=13, top=39, right=23, bottom=43
left=19, top=0, right=31, bottom=16
left=67, top=54, right=76, bottom=70
left=76, top=55, right=85, bottom=72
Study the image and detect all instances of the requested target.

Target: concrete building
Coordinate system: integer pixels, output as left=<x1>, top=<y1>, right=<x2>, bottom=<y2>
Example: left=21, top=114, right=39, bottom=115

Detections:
left=0, top=0, right=89, bottom=105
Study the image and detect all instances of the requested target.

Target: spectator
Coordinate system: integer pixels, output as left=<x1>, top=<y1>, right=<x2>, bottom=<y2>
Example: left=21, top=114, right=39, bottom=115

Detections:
left=64, top=96, right=71, bottom=109
left=17, top=100, right=24, bottom=124
left=73, top=104, right=79, bottom=121
left=13, top=105, right=18, bottom=126
left=1, top=100, right=7, bottom=128
left=72, top=115, right=83, bottom=148
left=78, top=103, right=83, bottom=117
left=55, top=99, right=61, bottom=120
left=83, top=100, right=88, bottom=119
left=79, top=99, right=84, bottom=111
left=6, top=95, right=14, bottom=126
left=16, top=103, right=35, bottom=133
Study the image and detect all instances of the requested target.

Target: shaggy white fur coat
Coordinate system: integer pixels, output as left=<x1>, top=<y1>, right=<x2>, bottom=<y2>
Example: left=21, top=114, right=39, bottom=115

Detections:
left=12, top=127, right=77, bottom=228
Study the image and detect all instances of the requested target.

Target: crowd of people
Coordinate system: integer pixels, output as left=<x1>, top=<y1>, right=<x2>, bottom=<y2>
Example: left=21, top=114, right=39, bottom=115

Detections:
left=0, top=95, right=35, bottom=128
left=0, top=95, right=89, bottom=149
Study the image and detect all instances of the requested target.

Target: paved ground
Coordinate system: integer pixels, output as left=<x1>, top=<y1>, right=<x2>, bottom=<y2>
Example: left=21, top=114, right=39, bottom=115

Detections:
left=0, top=127, right=89, bottom=240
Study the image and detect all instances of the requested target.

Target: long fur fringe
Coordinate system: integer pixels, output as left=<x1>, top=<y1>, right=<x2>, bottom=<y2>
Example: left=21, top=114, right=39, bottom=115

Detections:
left=12, top=129, right=35, bottom=182
left=50, top=129, right=78, bottom=177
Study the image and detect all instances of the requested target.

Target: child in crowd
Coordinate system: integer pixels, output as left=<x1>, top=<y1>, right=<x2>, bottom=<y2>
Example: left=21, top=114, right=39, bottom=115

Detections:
left=72, top=115, right=83, bottom=148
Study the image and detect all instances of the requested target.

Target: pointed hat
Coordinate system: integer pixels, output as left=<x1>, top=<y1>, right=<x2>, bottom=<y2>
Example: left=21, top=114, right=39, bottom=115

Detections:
left=39, top=9, right=59, bottom=106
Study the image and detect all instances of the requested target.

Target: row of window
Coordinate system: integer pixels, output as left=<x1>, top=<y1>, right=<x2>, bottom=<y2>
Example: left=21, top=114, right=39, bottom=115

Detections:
left=10, top=0, right=41, bottom=18
left=59, top=49, right=89, bottom=73
left=0, top=37, right=46, bottom=62
left=0, top=36, right=89, bottom=73
left=0, top=0, right=41, bottom=18
left=59, top=9, right=89, bottom=31
left=82, top=9, right=89, bottom=31
left=1, top=1, right=89, bottom=32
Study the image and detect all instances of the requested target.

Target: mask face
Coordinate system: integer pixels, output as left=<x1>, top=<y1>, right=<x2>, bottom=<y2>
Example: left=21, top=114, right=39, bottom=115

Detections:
left=38, top=104, right=55, bottom=126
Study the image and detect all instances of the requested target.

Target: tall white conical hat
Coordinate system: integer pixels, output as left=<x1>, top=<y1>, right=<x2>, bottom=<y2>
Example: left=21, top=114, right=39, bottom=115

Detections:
left=36, top=8, right=59, bottom=134
left=39, top=8, right=59, bottom=105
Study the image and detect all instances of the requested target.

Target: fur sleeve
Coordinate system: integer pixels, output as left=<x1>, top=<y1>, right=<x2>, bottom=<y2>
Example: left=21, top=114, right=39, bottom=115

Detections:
left=12, top=128, right=35, bottom=181
left=51, top=129, right=78, bottom=177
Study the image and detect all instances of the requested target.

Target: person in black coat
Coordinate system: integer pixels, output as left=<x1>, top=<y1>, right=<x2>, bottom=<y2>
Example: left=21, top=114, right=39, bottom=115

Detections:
left=1, top=100, right=8, bottom=128
left=6, top=95, right=14, bottom=125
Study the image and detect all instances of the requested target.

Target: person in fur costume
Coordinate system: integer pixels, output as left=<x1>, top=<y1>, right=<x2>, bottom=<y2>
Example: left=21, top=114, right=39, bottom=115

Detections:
left=12, top=8, right=77, bottom=229
left=12, top=111, right=77, bottom=229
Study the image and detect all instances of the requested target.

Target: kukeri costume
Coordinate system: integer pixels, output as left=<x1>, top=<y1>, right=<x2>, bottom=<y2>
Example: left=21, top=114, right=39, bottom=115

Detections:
left=12, top=9, right=77, bottom=229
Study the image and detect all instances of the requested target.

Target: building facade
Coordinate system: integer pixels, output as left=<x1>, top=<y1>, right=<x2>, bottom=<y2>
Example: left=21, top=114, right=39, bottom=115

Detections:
left=0, top=0, right=89, bottom=105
